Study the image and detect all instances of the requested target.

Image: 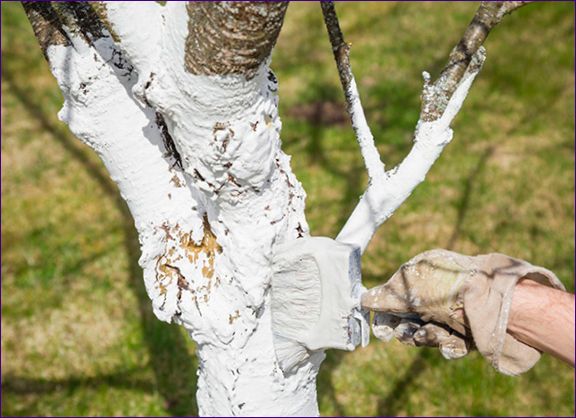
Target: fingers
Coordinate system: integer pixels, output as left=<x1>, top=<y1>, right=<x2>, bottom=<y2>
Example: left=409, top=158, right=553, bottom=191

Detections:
left=371, top=312, right=471, bottom=359
left=439, top=334, right=470, bottom=360
left=372, top=312, right=401, bottom=342
left=361, top=283, right=412, bottom=312
left=413, top=323, right=451, bottom=346
left=394, top=318, right=424, bottom=345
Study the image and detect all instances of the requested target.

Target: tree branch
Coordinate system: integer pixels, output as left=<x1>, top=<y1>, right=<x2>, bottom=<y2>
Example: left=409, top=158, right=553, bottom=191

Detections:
left=320, top=0, right=385, bottom=181
left=22, top=0, right=202, bottom=324
left=23, top=2, right=109, bottom=48
left=336, top=53, right=485, bottom=252
left=421, top=1, right=531, bottom=121
left=333, top=2, right=532, bottom=252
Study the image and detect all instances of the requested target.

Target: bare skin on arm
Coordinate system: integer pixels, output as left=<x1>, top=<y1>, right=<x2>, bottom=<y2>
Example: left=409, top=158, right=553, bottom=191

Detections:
left=509, top=279, right=575, bottom=366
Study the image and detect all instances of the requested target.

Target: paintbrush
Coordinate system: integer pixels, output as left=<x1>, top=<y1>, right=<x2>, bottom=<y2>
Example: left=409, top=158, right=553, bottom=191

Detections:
left=271, top=236, right=369, bottom=374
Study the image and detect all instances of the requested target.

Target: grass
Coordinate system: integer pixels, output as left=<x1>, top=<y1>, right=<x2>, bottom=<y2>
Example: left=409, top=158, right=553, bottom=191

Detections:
left=2, top=2, right=574, bottom=416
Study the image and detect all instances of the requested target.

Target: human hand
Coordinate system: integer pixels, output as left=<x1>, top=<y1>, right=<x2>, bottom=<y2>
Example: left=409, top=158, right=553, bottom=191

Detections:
left=362, top=249, right=476, bottom=359
left=361, top=249, right=565, bottom=375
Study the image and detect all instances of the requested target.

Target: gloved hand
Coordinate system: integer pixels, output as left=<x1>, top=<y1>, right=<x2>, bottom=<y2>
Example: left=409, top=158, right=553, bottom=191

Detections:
left=361, top=249, right=565, bottom=375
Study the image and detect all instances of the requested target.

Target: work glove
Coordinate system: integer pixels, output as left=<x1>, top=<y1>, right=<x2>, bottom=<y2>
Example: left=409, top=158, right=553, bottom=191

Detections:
left=361, top=249, right=565, bottom=375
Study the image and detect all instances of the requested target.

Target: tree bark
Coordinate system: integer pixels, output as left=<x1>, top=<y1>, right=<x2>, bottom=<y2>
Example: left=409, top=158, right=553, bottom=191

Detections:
left=24, top=1, right=319, bottom=415
left=184, top=2, right=288, bottom=78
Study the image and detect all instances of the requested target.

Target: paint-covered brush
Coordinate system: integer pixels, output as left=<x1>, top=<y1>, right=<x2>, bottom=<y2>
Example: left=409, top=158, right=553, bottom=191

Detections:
left=271, top=236, right=370, bottom=374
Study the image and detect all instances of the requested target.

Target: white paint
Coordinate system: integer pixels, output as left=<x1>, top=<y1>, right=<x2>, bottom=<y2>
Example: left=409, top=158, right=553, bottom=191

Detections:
left=51, top=2, right=322, bottom=415
left=346, top=76, right=386, bottom=181
left=103, top=2, right=164, bottom=103
left=271, top=237, right=369, bottom=373
left=337, top=63, right=483, bottom=252
left=136, top=4, right=321, bottom=414
left=46, top=27, right=203, bottom=326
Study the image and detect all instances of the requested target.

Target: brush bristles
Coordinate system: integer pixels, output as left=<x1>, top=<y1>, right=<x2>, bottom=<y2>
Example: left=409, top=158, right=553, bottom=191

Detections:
left=270, top=236, right=369, bottom=374
left=271, top=254, right=321, bottom=341
left=273, top=334, right=310, bottom=374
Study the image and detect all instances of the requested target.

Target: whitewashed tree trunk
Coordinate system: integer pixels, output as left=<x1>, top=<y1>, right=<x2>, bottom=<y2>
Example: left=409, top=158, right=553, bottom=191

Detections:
left=23, top=1, right=526, bottom=416
left=25, top=2, right=320, bottom=415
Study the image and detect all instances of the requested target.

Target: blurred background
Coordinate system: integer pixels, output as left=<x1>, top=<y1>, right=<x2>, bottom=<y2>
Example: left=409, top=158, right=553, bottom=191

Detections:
left=2, top=2, right=574, bottom=416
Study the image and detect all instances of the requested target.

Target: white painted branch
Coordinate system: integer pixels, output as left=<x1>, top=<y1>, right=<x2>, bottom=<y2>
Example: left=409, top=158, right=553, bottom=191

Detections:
left=45, top=23, right=205, bottom=323
left=346, top=76, right=386, bottom=182
left=324, top=1, right=525, bottom=254
left=321, top=1, right=385, bottom=183
left=337, top=49, right=486, bottom=252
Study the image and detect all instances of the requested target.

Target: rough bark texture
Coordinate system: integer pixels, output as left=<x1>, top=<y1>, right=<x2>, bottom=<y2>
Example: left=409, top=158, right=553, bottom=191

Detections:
left=25, top=1, right=318, bottom=416
left=185, top=1, right=288, bottom=78
left=320, top=1, right=350, bottom=87
left=420, top=1, right=530, bottom=121
left=21, top=2, right=69, bottom=55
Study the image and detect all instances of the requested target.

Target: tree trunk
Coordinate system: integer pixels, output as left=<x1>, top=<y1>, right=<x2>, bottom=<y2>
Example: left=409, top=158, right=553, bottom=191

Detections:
left=24, top=1, right=320, bottom=415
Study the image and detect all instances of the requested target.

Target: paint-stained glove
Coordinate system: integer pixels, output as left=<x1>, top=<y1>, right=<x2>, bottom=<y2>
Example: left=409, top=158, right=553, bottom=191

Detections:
left=361, top=249, right=565, bottom=375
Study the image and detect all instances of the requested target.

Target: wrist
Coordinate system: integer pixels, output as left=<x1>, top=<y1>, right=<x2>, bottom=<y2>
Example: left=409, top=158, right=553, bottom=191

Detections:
left=508, top=279, right=543, bottom=338
left=508, top=278, right=575, bottom=366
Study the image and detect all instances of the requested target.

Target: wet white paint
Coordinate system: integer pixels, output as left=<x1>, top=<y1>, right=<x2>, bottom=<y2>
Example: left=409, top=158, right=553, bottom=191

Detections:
left=337, top=66, right=482, bottom=252
left=46, top=28, right=203, bottom=325
left=346, top=76, right=386, bottom=181
left=48, top=3, right=320, bottom=415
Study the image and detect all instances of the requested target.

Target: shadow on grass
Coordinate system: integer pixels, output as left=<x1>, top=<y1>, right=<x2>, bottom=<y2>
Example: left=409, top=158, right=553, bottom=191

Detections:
left=446, top=91, right=564, bottom=252
left=446, top=145, right=496, bottom=250
left=2, top=368, right=155, bottom=395
left=2, top=66, right=199, bottom=416
left=376, top=349, right=436, bottom=415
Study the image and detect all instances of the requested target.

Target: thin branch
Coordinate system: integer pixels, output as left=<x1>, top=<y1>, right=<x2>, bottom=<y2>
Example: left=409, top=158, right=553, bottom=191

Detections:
left=332, top=1, right=530, bottom=252
left=421, top=1, right=531, bottom=121
left=320, top=0, right=385, bottom=181
left=336, top=50, right=486, bottom=253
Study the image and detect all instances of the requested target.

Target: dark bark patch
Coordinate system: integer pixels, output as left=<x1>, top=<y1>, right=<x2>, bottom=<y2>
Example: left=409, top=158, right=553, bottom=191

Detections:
left=23, top=2, right=115, bottom=58
left=156, top=112, right=183, bottom=170
left=55, top=2, right=106, bottom=41
left=22, top=2, right=70, bottom=56
left=185, top=2, right=288, bottom=79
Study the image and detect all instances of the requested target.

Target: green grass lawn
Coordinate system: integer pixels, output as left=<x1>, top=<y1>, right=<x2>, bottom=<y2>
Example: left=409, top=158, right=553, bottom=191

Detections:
left=2, top=2, right=574, bottom=416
